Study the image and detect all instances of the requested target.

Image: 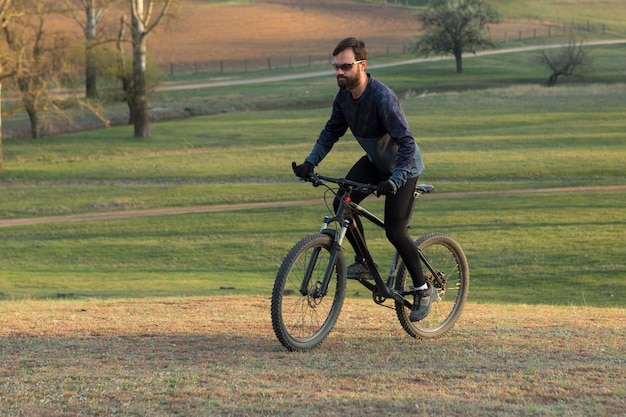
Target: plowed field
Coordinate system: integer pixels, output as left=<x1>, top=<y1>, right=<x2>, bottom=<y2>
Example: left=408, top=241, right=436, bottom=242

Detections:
left=48, top=0, right=546, bottom=68
left=149, top=0, right=421, bottom=63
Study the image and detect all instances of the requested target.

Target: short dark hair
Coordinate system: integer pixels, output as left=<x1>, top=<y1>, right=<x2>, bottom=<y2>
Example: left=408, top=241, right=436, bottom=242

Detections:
left=332, top=37, right=367, bottom=61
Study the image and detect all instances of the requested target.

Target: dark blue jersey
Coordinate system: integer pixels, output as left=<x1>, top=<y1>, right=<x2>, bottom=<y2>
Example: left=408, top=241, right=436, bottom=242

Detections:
left=305, top=74, right=424, bottom=187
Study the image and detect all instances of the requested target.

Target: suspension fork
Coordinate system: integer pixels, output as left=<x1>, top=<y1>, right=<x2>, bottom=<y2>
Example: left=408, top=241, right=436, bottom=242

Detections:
left=298, top=210, right=350, bottom=297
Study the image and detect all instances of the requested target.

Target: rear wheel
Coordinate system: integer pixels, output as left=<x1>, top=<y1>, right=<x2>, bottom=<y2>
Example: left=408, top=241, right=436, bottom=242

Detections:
left=395, top=232, right=469, bottom=338
left=271, top=233, right=346, bottom=351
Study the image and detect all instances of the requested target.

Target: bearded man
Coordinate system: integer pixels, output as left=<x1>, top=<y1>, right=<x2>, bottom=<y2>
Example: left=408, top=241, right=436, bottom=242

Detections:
left=292, top=37, right=435, bottom=322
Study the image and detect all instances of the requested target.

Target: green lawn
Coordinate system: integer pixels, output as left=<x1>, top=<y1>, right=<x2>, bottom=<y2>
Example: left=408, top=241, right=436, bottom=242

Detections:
left=1, top=43, right=624, bottom=308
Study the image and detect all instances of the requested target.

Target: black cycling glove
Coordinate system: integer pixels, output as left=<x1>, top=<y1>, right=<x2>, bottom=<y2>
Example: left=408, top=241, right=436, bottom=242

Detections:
left=292, top=161, right=314, bottom=178
left=377, top=180, right=397, bottom=196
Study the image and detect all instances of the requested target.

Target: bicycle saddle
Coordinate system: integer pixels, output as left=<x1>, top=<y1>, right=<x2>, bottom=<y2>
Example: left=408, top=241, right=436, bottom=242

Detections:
left=415, top=184, right=434, bottom=194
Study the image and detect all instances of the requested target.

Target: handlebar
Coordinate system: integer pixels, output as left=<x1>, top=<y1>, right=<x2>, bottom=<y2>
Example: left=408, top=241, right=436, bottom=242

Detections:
left=300, top=172, right=378, bottom=194
left=297, top=171, right=435, bottom=196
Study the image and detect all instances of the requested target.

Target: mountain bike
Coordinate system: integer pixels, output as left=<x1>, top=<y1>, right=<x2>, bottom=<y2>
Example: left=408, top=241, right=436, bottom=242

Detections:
left=271, top=172, right=469, bottom=351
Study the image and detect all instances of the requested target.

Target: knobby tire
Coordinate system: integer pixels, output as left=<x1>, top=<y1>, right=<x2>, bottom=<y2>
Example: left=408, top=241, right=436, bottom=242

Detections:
left=271, top=233, right=347, bottom=351
left=395, top=232, right=469, bottom=338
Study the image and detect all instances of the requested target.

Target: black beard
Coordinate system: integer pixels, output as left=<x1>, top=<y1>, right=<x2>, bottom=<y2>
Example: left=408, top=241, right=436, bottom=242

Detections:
left=337, top=73, right=360, bottom=90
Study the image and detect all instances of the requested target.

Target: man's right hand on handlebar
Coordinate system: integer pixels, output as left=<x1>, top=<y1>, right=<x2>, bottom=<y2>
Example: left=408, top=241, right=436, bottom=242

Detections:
left=292, top=161, right=314, bottom=178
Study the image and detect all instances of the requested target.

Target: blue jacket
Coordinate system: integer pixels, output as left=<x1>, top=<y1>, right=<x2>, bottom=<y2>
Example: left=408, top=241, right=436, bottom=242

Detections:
left=305, top=75, right=424, bottom=187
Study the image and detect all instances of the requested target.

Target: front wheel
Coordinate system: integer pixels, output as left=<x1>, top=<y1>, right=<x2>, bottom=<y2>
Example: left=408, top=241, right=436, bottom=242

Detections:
left=395, top=232, right=469, bottom=338
left=271, top=233, right=347, bottom=351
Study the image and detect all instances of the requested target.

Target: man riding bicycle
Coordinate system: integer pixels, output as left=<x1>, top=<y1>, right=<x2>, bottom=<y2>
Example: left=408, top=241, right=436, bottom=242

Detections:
left=292, top=37, right=435, bottom=322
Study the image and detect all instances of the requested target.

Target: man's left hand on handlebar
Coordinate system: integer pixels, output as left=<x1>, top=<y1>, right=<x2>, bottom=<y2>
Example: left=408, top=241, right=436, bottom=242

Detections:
left=377, top=180, right=397, bottom=196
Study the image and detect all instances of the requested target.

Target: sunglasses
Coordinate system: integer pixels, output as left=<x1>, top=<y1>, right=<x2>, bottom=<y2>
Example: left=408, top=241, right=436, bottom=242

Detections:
left=331, top=60, right=365, bottom=71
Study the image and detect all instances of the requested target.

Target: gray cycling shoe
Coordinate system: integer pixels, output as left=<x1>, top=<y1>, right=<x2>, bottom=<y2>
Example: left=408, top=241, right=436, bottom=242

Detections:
left=409, top=284, right=438, bottom=322
left=346, top=261, right=372, bottom=280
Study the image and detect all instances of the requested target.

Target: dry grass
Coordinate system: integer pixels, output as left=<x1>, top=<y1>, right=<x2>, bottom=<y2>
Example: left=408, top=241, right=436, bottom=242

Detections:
left=1, top=296, right=623, bottom=416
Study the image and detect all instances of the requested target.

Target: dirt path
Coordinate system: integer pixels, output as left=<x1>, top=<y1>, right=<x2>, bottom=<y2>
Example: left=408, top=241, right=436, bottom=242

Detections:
left=1, top=184, right=624, bottom=228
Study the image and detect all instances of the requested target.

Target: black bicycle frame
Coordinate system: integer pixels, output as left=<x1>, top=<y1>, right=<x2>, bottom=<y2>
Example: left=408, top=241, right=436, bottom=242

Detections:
left=339, top=194, right=398, bottom=299
left=298, top=179, right=436, bottom=308
left=299, top=185, right=398, bottom=299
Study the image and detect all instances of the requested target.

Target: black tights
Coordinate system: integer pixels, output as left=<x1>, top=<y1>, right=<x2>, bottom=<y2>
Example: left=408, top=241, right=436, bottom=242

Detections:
left=333, top=156, right=425, bottom=288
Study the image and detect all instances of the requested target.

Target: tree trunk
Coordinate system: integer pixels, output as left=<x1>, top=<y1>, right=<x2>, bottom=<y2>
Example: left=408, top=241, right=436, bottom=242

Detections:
left=125, top=79, right=134, bottom=125
left=132, top=37, right=150, bottom=138
left=454, top=49, right=463, bottom=73
left=26, top=107, right=40, bottom=139
left=0, top=0, right=12, bottom=167
left=544, top=71, right=559, bottom=87
left=85, top=1, right=98, bottom=99
left=85, top=50, right=98, bottom=98
left=131, top=5, right=150, bottom=138
left=0, top=80, right=3, bottom=171
left=128, top=0, right=172, bottom=138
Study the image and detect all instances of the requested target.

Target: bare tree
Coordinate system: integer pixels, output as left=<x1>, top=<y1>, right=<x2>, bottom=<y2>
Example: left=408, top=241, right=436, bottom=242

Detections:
left=97, top=13, right=163, bottom=125
left=64, top=0, right=118, bottom=99
left=414, top=0, right=499, bottom=73
left=537, top=39, right=591, bottom=86
left=2, top=0, right=76, bottom=138
left=0, top=0, right=16, bottom=170
left=129, top=0, right=173, bottom=138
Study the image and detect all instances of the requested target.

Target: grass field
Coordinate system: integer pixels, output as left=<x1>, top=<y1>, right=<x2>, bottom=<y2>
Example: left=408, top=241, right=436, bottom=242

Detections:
left=1, top=53, right=625, bottom=306
left=3, top=77, right=625, bottom=287
left=0, top=298, right=623, bottom=416
left=0, top=1, right=624, bottom=415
